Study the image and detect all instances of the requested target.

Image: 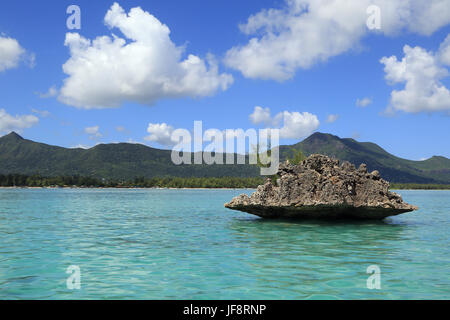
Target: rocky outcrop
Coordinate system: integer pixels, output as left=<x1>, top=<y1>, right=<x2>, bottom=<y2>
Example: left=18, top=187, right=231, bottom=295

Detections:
left=225, top=154, right=418, bottom=220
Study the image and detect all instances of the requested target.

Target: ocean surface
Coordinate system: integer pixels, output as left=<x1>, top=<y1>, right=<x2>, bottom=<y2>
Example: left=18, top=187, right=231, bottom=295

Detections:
left=0, top=188, right=448, bottom=300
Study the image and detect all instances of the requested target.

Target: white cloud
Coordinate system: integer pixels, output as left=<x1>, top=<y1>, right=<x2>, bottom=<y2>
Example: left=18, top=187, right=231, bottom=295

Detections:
left=326, top=114, right=339, bottom=123
left=279, top=111, right=320, bottom=139
left=356, top=97, right=373, bottom=107
left=249, top=106, right=275, bottom=126
left=249, top=106, right=319, bottom=140
left=127, top=138, right=142, bottom=144
left=26, top=53, right=36, bottom=69
left=59, top=3, right=233, bottom=109
left=71, top=144, right=91, bottom=149
left=144, top=123, right=177, bottom=146
left=225, top=0, right=450, bottom=80
left=37, top=86, right=58, bottom=98
left=0, top=36, right=25, bottom=72
left=71, top=142, right=104, bottom=149
left=381, top=39, right=450, bottom=113
left=84, top=125, right=102, bottom=139
left=31, top=109, right=51, bottom=117
left=438, top=34, right=450, bottom=66
left=0, top=108, right=39, bottom=134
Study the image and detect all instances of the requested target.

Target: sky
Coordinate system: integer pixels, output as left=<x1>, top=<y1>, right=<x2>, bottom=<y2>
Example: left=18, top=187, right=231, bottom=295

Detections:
left=0, top=0, right=449, bottom=160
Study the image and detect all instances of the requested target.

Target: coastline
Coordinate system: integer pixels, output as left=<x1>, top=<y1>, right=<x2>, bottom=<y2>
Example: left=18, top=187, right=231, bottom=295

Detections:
left=1, top=186, right=449, bottom=190
left=0, top=186, right=255, bottom=190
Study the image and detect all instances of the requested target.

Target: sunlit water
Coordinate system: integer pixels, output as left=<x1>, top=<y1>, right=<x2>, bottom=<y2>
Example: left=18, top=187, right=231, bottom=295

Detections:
left=0, top=188, right=448, bottom=300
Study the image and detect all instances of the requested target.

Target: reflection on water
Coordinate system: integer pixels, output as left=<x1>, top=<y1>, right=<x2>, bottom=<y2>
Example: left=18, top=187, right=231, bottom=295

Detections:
left=0, top=189, right=448, bottom=299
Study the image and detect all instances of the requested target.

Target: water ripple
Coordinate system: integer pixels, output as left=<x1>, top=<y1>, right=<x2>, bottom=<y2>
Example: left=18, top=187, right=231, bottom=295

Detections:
left=0, top=188, right=448, bottom=299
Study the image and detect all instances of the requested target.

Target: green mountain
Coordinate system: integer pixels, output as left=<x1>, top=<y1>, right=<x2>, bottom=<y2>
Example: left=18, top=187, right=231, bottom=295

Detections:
left=0, top=132, right=258, bottom=179
left=1, top=131, right=449, bottom=183
left=280, top=132, right=450, bottom=184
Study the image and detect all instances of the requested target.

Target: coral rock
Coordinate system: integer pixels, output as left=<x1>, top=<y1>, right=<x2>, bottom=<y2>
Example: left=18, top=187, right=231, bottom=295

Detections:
left=225, top=154, right=418, bottom=220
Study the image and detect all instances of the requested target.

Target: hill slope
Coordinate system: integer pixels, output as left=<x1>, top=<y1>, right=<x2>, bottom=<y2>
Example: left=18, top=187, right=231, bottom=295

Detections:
left=280, top=132, right=450, bottom=183
left=1, top=131, right=449, bottom=183
left=0, top=132, right=258, bottom=179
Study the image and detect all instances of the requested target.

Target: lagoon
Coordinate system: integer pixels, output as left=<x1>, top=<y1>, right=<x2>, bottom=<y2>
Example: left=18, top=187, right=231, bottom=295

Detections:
left=0, top=189, right=448, bottom=299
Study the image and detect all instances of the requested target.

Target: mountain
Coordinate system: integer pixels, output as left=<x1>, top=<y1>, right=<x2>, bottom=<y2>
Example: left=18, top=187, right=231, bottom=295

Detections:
left=0, top=132, right=258, bottom=179
left=279, top=132, right=450, bottom=184
left=0, top=131, right=449, bottom=183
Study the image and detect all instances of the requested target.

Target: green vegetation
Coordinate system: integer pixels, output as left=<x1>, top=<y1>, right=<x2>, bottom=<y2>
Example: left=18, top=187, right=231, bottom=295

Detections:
left=390, top=183, right=450, bottom=190
left=279, top=132, right=450, bottom=184
left=252, top=143, right=279, bottom=185
left=0, top=132, right=259, bottom=179
left=288, top=149, right=306, bottom=165
left=0, top=174, right=264, bottom=189
left=2, top=174, right=449, bottom=190
left=1, top=131, right=449, bottom=185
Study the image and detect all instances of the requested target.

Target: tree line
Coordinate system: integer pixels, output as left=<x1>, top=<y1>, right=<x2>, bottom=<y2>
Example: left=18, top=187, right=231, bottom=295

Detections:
left=0, top=174, right=265, bottom=189
left=390, top=183, right=450, bottom=190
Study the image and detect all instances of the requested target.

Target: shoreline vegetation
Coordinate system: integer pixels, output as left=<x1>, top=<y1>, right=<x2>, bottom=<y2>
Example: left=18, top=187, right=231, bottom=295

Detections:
left=389, top=183, right=450, bottom=190
left=2, top=132, right=450, bottom=186
left=0, top=174, right=265, bottom=189
left=0, top=174, right=449, bottom=190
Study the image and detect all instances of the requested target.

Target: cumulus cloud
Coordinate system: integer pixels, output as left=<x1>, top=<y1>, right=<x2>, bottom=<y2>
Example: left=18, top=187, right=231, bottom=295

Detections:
left=225, top=0, right=450, bottom=80
left=326, top=114, right=339, bottom=123
left=144, top=123, right=178, bottom=146
left=249, top=106, right=277, bottom=126
left=279, top=111, right=320, bottom=139
left=84, top=125, right=102, bottom=139
left=0, top=108, right=39, bottom=134
left=381, top=38, right=450, bottom=113
left=438, top=34, right=450, bottom=66
left=356, top=97, right=373, bottom=107
left=0, top=36, right=26, bottom=72
left=59, top=3, right=233, bottom=109
left=249, top=106, right=319, bottom=140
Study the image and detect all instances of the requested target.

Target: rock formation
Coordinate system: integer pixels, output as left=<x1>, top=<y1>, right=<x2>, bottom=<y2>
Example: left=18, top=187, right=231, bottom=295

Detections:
left=225, top=154, right=418, bottom=220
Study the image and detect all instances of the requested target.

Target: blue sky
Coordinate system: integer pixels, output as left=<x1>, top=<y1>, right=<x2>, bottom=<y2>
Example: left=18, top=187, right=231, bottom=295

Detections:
left=0, top=0, right=449, bottom=160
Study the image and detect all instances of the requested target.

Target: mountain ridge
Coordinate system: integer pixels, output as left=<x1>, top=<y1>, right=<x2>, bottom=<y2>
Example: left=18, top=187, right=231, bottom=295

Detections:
left=279, top=132, right=450, bottom=183
left=1, top=131, right=449, bottom=183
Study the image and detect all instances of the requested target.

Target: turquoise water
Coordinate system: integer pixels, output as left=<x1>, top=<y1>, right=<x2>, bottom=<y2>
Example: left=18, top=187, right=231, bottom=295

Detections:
left=0, top=188, right=448, bottom=300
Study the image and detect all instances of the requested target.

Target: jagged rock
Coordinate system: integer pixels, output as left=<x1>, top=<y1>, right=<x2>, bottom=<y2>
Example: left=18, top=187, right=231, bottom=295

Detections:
left=225, top=154, right=418, bottom=220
